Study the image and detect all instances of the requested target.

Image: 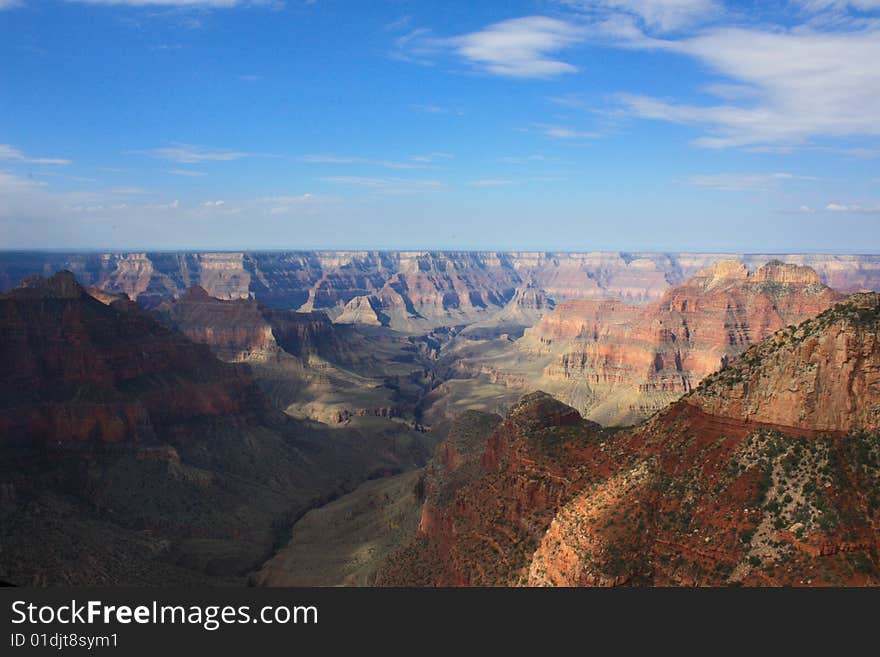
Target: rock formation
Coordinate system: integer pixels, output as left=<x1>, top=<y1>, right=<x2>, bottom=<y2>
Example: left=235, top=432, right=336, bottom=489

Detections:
left=154, top=285, right=345, bottom=364
left=3, top=251, right=880, bottom=333
left=0, top=271, right=434, bottom=585
left=379, top=294, right=880, bottom=586
left=515, top=260, right=844, bottom=424
left=691, top=292, right=880, bottom=434
left=152, top=286, right=431, bottom=426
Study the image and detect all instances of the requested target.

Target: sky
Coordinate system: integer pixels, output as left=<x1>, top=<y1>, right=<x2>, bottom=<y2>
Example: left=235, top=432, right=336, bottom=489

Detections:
left=1, top=0, right=880, bottom=252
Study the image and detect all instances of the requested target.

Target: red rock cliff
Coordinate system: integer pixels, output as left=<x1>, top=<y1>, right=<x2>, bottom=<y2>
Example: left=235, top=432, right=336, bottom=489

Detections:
left=382, top=295, right=880, bottom=586
left=520, top=260, right=843, bottom=425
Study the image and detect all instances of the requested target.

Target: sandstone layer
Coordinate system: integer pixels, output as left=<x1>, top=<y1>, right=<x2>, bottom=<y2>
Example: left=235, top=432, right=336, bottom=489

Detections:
left=446, top=260, right=843, bottom=426
left=379, top=294, right=880, bottom=586
left=3, top=251, right=879, bottom=333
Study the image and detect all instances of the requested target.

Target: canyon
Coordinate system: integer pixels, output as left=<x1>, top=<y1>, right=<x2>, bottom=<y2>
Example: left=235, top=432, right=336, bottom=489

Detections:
left=0, top=272, right=433, bottom=585
left=2, top=251, right=880, bottom=333
left=432, top=259, right=844, bottom=426
left=378, top=293, right=880, bottom=586
left=2, top=253, right=879, bottom=587
left=3, top=251, right=872, bottom=430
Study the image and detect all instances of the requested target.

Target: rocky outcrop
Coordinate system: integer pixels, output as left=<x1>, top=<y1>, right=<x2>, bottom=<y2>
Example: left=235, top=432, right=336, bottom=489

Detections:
left=380, top=295, right=880, bottom=586
left=518, top=260, right=843, bottom=425
left=0, top=271, right=435, bottom=586
left=154, top=287, right=280, bottom=362
left=0, top=272, right=266, bottom=444
left=335, top=295, right=387, bottom=327
left=151, top=285, right=432, bottom=426
left=691, top=293, right=880, bottom=433
left=460, top=282, right=555, bottom=339
left=155, top=286, right=348, bottom=365
left=376, top=394, right=605, bottom=586
left=751, top=260, right=821, bottom=285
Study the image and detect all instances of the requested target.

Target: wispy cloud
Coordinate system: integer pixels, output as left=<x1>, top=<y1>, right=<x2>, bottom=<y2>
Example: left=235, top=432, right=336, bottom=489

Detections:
left=94, top=185, right=150, bottom=196
left=0, top=0, right=23, bottom=9
left=448, top=16, right=585, bottom=78
left=134, top=144, right=254, bottom=163
left=560, top=0, right=723, bottom=33
left=534, top=124, right=601, bottom=139
left=0, top=144, right=70, bottom=165
left=779, top=205, right=818, bottom=215
left=66, top=1, right=282, bottom=7
left=302, top=153, right=451, bottom=169
left=167, top=168, right=206, bottom=176
left=391, top=4, right=880, bottom=150
left=0, top=170, right=46, bottom=191
left=498, top=154, right=554, bottom=164
left=301, top=154, right=367, bottom=165
left=686, top=172, right=817, bottom=192
left=392, top=28, right=438, bottom=66
left=826, top=202, right=880, bottom=214
left=792, top=1, right=880, bottom=15
left=468, top=178, right=515, bottom=187
left=144, top=199, right=180, bottom=210
left=611, top=22, right=880, bottom=148
left=410, top=152, right=453, bottom=163
left=319, top=176, right=446, bottom=194
left=397, top=16, right=586, bottom=78
left=263, top=193, right=317, bottom=215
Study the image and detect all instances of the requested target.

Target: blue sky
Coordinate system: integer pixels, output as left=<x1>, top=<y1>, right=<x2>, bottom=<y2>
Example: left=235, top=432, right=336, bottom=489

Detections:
left=1, top=0, right=879, bottom=251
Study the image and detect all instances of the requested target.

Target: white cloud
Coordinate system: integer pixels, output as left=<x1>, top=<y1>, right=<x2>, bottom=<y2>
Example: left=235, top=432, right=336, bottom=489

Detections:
left=102, top=185, right=150, bottom=195
left=700, top=82, right=759, bottom=101
left=167, top=168, right=206, bottom=176
left=0, top=171, right=150, bottom=222
left=825, top=202, right=880, bottom=213
left=0, top=0, right=23, bottom=9
left=498, top=154, right=552, bottom=164
left=135, top=144, right=252, bottom=163
left=410, top=152, right=453, bottom=163
left=561, top=0, right=722, bottom=32
left=394, top=6, right=880, bottom=149
left=319, top=176, right=446, bottom=195
left=468, top=179, right=515, bottom=187
left=793, top=1, right=880, bottom=12
left=778, top=205, right=819, bottom=214
left=144, top=199, right=179, bottom=210
left=534, top=124, right=601, bottom=139
left=0, top=170, right=46, bottom=191
left=0, top=169, right=339, bottom=248
left=614, top=23, right=880, bottom=148
left=259, top=193, right=327, bottom=216
left=0, top=144, right=70, bottom=165
left=67, top=203, right=130, bottom=213
left=302, top=153, right=448, bottom=169
left=686, top=172, right=817, bottom=191
left=66, top=1, right=278, bottom=7
left=447, top=16, right=585, bottom=78
left=302, top=154, right=367, bottom=165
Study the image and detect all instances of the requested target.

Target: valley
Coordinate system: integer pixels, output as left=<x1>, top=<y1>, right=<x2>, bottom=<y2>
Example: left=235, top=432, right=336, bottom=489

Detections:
left=1, top=251, right=879, bottom=587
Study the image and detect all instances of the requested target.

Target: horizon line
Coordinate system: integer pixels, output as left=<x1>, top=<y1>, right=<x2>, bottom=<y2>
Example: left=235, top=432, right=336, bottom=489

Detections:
left=2, top=248, right=880, bottom=257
